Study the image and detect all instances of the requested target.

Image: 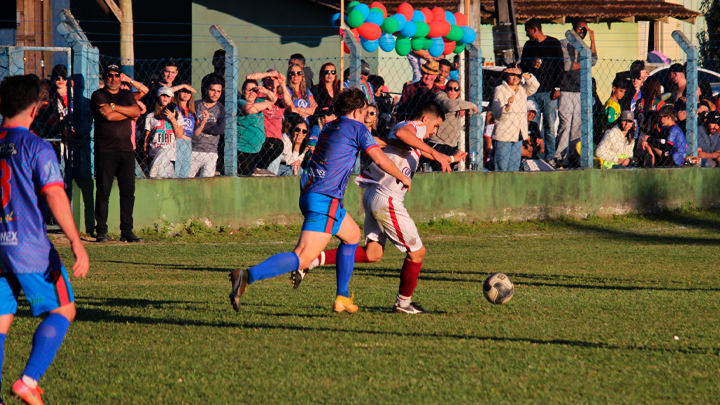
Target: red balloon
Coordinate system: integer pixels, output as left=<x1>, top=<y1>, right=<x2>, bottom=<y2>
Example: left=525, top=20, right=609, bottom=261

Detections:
left=440, top=20, right=451, bottom=36
left=397, top=3, right=414, bottom=21
left=428, top=21, right=444, bottom=38
left=421, top=8, right=434, bottom=23
left=454, top=12, right=467, bottom=27
left=432, top=7, right=446, bottom=22
left=358, top=22, right=382, bottom=41
left=443, top=39, right=456, bottom=55
left=370, top=2, right=387, bottom=17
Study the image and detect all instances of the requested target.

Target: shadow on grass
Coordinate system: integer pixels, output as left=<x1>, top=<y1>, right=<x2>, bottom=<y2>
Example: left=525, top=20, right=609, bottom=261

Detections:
left=98, top=260, right=236, bottom=273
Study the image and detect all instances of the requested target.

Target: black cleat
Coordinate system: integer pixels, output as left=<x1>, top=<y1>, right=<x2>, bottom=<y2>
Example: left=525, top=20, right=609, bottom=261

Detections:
left=290, top=268, right=309, bottom=289
left=392, top=301, right=432, bottom=314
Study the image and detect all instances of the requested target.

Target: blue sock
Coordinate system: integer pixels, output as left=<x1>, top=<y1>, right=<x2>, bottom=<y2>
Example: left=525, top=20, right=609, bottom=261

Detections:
left=336, top=242, right=358, bottom=297
left=23, top=313, right=70, bottom=381
left=0, top=333, right=6, bottom=392
left=247, top=252, right=300, bottom=284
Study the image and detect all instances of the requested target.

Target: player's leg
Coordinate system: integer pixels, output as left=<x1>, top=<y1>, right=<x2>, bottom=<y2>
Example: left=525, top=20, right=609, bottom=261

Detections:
left=0, top=273, right=20, bottom=405
left=331, top=214, right=362, bottom=313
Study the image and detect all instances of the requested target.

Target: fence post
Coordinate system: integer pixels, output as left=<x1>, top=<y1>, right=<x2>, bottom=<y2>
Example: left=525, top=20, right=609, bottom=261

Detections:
left=4, top=47, right=24, bottom=75
left=343, top=25, right=362, bottom=89
left=566, top=30, right=593, bottom=168
left=58, top=9, right=99, bottom=178
left=466, top=43, right=483, bottom=171
left=210, top=25, right=238, bottom=176
left=672, top=30, right=698, bottom=158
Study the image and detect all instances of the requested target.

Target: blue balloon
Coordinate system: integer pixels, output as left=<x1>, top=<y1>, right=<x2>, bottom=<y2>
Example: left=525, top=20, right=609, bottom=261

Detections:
left=412, top=10, right=425, bottom=23
left=361, top=37, right=379, bottom=53
left=400, top=21, right=417, bottom=38
left=445, top=11, right=456, bottom=25
left=366, top=10, right=384, bottom=26
left=429, top=37, right=444, bottom=57
left=392, top=14, right=407, bottom=31
left=354, top=4, right=370, bottom=19
left=331, top=13, right=342, bottom=28
left=378, top=33, right=396, bottom=52
left=461, top=26, right=477, bottom=44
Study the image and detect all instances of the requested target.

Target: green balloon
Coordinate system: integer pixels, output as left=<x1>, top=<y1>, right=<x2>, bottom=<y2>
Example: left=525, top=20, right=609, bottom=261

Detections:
left=454, top=43, right=466, bottom=54
left=423, top=37, right=433, bottom=50
left=347, top=1, right=361, bottom=12
left=396, top=38, right=412, bottom=56
left=446, top=25, right=464, bottom=42
left=414, top=22, right=430, bottom=39
left=381, top=17, right=399, bottom=34
left=348, top=9, right=365, bottom=28
left=411, top=37, right=425, bottom=51
left=369, top=7, right=383, bottom=15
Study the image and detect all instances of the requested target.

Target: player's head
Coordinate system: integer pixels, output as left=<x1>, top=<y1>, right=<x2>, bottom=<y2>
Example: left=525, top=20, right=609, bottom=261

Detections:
left=413, top=100, right=445, bottom=137
left=0, top=75, right=41, bottom=125
left=333, top=88, right=368, bottom=122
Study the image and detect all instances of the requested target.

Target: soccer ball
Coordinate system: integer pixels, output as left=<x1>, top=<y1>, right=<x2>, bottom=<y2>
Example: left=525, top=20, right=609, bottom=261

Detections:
left=483, top=273, right=514, bottom=305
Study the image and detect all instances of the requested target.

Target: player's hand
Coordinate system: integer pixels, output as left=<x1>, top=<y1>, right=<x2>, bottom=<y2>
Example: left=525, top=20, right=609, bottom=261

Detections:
left=400, top=175, right=412, bottom=192
left=452, top=151, right=468, bottom=163
left=71, top=240, right=89, bottom=278
left=431, top=149, right=452, bottom=172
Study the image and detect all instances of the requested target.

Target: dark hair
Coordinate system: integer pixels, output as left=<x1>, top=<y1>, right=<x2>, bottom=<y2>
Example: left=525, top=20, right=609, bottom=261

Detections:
left=368, top=75, right=384, bottom=90
left=414, top=100, right=445, bottom=122
left=164, top=59, right=178, bottom=69
left=630, top=60, right=645, bottom=72
left=333, top=88, right=368, bottom=117
left=0, top=75, right=41, bottom=119
left=289, top=53, right=305, bottom=62
left=208, top=78, right=224, bottom=89
left=658, top=105, right=676, bottom=121
left=571, top=20, right=587, bottom=30
left=524, top=19, right=542, bottom=32
left=213, top=49, right=226, bottom=59
left=241, top=79, right=258, bottom=99
left=438, top=59, right=452, bottom=69
left=612, top=78, right=628, bottom=90
left=284, top=113, right=309, bottom=153
left=642, top=77, right=663, bottom=104
left=446, top=79, right=460, bottom=88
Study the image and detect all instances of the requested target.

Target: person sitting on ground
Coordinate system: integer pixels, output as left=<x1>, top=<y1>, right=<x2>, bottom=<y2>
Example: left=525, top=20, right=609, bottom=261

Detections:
left=202, top=49, right=226, bottom=100
left=278, top=115, right=311, bottom=176
left=639, top=105, right=687, bottom=167
left=343, top=60, right=375, bottom=104
left=697, top=111, right=720, bottom=167
left=144, top=87, right=188, bottom=178
left=397, top=60, right=443, bottom=122
left=428, top=79, right=478, bottom=171
left=595, top=110, right=636, bottom=169
left=191, top=80, right=225, bottom=178
left=289, top=53, right=314, bottom=89
left=603, top=78, right=627, bottom=132
left=490, top=64, right=539, bottom=172
left=174, top=85, right=196, bottom=178
left=312, top=62, right=339, bottom=114
left=237, top=79, right=279, bottom=176
left=287, top=64, right=317, bottom=119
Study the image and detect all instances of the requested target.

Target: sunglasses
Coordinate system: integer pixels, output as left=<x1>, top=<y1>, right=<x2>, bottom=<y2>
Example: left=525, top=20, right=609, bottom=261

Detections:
left=289, top=71, right=303, bottom=77
left=322, top=70, right=336, bottom=76
left=506, top=73, right=521, bottom=78
left=54, top=76, right=67, bottom=81
left=447, top=86, right=460, bottom=92
left=294, top=128, right=308, bottom=134
left=246, top=87, right=258, bottom=93
left=361, top=72, right=369, bottom=76
left=367, top=111, right=377, bottom=116
left=106, top=72, right=121, bottom=78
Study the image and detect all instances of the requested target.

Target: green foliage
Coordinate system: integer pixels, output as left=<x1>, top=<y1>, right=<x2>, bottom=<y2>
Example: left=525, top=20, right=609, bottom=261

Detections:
left=699, top=0, right=720, bottom=69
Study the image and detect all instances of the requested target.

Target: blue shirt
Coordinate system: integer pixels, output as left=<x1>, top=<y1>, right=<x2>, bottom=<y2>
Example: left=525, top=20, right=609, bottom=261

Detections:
left=0, top=127, right=65, bottom=274
left=300, top=117, right=378, bottom=199
left=698, top=125, right=720, bottom=153
left=663, top=124, right=687, bottom=166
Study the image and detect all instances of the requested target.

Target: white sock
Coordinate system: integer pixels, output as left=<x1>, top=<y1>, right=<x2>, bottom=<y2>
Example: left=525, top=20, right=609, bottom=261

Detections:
left=396, top=294, right=411, bottom=308
left=309, top=252, right=323, bottom=270
left=22, top=375, right=38, bottom=388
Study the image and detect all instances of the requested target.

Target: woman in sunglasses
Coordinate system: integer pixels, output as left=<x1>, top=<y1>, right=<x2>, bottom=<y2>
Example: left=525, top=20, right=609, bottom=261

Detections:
left=428, top=79, right=479, bottom=171
left=286, top=63, right=317, bottom=118
left=364, top=103, right=379, bottom=135
left=277, top=114, right=311, bottom=176
left=47, top=65, right=72, bottom=139
left=312, top=62, right=339, bottom=115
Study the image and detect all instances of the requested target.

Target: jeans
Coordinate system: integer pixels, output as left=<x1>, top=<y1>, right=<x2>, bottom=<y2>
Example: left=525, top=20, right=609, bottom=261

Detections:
left=175, top=138, right=192, bottom=178
left=556, top=91, right=581, bottom=165
left=530, top=91, right=559, bottom=160
left=94, top=151, right=136, bottom=235
left=493, top=140, right=522, bottom=172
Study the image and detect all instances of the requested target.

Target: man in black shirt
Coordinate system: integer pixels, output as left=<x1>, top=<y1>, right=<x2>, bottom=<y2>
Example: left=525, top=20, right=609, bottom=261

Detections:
left=519, top=19, right=564, bottom=165
left=201, top=49, right=225, bottom=100
left=90, top=64, right=142, bottom=243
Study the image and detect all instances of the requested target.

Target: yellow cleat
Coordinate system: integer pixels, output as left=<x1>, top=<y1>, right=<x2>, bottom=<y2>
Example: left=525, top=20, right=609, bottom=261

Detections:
left=333, top=294, right=359, bottom=314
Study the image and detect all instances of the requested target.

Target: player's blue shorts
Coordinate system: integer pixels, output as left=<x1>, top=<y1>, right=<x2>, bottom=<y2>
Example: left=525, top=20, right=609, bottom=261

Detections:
left=0, top=263, right=75, bottom=317
left=299, top=192, right=346, bottom=235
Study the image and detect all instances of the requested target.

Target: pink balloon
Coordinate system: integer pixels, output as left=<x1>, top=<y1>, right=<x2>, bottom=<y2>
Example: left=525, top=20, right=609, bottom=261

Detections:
left=358, top=22, right=382, bottom=41
left=397, top=3, right=414, bottom=21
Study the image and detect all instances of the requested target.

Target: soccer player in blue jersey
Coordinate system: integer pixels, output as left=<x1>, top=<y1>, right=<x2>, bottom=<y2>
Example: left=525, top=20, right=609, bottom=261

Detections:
left=0, top=75, right=89, bottom=405
left=229, top=88, right=411, bottom=313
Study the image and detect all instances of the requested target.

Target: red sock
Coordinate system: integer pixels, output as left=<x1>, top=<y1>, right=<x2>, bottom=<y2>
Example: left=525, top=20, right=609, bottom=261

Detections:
left=354, top=246, right=369, bottom=263
left=317, top=246, right=368, bottom=266
left=398, top=258, right=422, bottom=298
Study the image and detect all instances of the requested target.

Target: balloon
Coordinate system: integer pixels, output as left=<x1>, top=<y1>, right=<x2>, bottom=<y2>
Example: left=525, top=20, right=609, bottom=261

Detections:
left=348, top=10, right=365, bottom=28
left=350, top=28, right=361, bottom=43
left=400, top=21, right=417, bottom=38
left=432, top=7, right=446, bottom=22
left=358, top=22, right=382, bottom=41
left=440, top=20, right=451, bottom=36
left=392, top=14, right=407, bottom=31
left=461, top=26, right=477, bottom=44
left=397, top=3, right=414, bottom=21
left=412, top=10, right=425, bottom=23
left=361, top=37, right=379, bottom=53
left=428, top=21, right=444, bottom=38
left=366, top=10, right=384, bottom=26
left=331, top=13, right=342, bottom=29
left=454, top=42, right=466, bottom=54
left=396, top=37, right=412, bottom=56
left=414, top=22, right=429, bottom=39
left=429, top=37, right=444, bottom=57
left=454, top=12, right=467, bottom=27
left=421, top=8, right=434, bottom=24
left=443, top=39, right=456, bottom=55
left=445, top=25, right=464, bottom=42
left=445, top=11, right=456, bottom=25
left=370, top=2, right=387, bottom=17
left=353, top=3, right=370, bottom=19
left=344, top=42, right=350, bottom=54
left=381, top=17, right=399, bottom=34
left=347, top=1, right=361, bottom=13
left=423, top=37, right=433, bottom=50
left=411, top=37, right=425, bottom=51
left=379, top=33, right=396, bottom=52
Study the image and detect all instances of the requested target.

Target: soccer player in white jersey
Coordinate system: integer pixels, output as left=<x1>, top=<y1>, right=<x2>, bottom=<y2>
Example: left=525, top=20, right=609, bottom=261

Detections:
left=292, top=101, right=467, bottom=313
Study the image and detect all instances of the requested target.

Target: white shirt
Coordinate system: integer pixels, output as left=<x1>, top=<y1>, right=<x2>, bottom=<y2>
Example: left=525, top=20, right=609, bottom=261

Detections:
left=145, top=111, right=185, bottom=160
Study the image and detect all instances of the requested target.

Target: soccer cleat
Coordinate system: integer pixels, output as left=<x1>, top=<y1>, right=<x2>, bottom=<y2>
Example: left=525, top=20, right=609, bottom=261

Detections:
left=228, top=269, right=249, bottom=312
left=392, top=301, right=431, bottom=314
left=333, top=294, right=359, bottom=314
left=289, top=268, right=309, bottom=289
left=11, top=379, right=44, bottom=405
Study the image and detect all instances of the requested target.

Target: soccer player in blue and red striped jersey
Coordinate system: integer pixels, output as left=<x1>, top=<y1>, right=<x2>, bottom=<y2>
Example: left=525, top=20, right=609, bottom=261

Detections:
left=229, top=88, right=410, bottom=313
left=0, top=75, right=89, bottom=405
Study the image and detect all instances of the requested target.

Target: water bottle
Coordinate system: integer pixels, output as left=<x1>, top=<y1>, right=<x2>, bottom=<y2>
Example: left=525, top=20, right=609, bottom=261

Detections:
left=469, top=152, right=478, bottom=171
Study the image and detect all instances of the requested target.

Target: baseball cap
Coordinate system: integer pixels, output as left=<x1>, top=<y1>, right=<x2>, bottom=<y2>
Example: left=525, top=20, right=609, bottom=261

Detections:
left=157, top=87, right=174, bottom=98
left=668, top=63, right=685, bottom=74
left=51, top=64, right=68, bottom=78
left=527, top=100, right=537, bottom=112
left=620, top=110, right=634, bottom=121
left=360, top=60, right=370, bottom=75
left=103, top=64, right=122, bottom=75
left=707, top=111, right=720, bottom=125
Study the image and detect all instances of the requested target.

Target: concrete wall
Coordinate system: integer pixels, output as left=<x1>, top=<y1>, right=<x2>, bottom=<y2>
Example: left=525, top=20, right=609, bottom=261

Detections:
left=72, top=168, right=720, bottom=233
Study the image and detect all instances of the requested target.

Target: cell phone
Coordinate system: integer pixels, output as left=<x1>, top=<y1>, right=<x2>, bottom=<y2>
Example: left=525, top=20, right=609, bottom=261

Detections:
left=166, top=102, right=177, bottom=112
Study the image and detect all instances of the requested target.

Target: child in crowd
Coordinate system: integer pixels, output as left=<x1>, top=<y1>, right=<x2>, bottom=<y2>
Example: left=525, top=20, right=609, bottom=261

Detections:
left=144, top=87, right=188, bottom=178
left=603, top=78, right=627, bottom=132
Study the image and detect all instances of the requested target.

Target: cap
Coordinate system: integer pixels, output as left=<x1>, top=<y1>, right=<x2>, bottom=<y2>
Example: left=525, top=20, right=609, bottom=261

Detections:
left=526, top=100, right=537, bottom=112
left=421, top=60, right=440, bottom=75
left=360, top=60, right=371, bottom=75
left=157, top=86, right=174, bottom=98
left=668, top=63, right=685, bottom=74
left=707, top=111, right=720, bottom=125
left=620, top=110, right=634, bottom=121
left=103, top=64, right=122, bottom=75
left=51, top=64, right=68, bottom=78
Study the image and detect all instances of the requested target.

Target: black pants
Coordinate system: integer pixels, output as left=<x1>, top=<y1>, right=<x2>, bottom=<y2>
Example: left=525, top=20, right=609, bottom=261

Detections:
left=422, top=141, right=459, bottom=172
left=95, top=151, right=136, bottom=235
left=237, top=138, right=284, bottom=175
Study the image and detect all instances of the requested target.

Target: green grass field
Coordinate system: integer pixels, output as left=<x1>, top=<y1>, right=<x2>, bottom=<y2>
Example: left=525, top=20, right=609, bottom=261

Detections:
left=3, top=208, right=720, bottom=404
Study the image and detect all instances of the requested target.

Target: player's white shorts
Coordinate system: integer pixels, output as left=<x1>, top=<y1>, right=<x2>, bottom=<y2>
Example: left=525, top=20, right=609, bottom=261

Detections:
left=362, top=189, right=423, bottom=253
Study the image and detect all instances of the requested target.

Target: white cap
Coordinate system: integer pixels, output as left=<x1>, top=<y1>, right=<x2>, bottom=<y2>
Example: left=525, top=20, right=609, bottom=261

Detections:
left=527, top=100, right=537, bottom=112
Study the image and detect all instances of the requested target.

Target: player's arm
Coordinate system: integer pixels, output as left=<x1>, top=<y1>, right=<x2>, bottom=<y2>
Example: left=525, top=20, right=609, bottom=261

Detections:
left=373, top=136, right=411, bottom=150
left=43, top=186, right=89, bottom=278
left=419, top=149, right=468, bottom=164
left=366, top=147, right=411, bottom=191
left=394, top=126, right=452, bottom=172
